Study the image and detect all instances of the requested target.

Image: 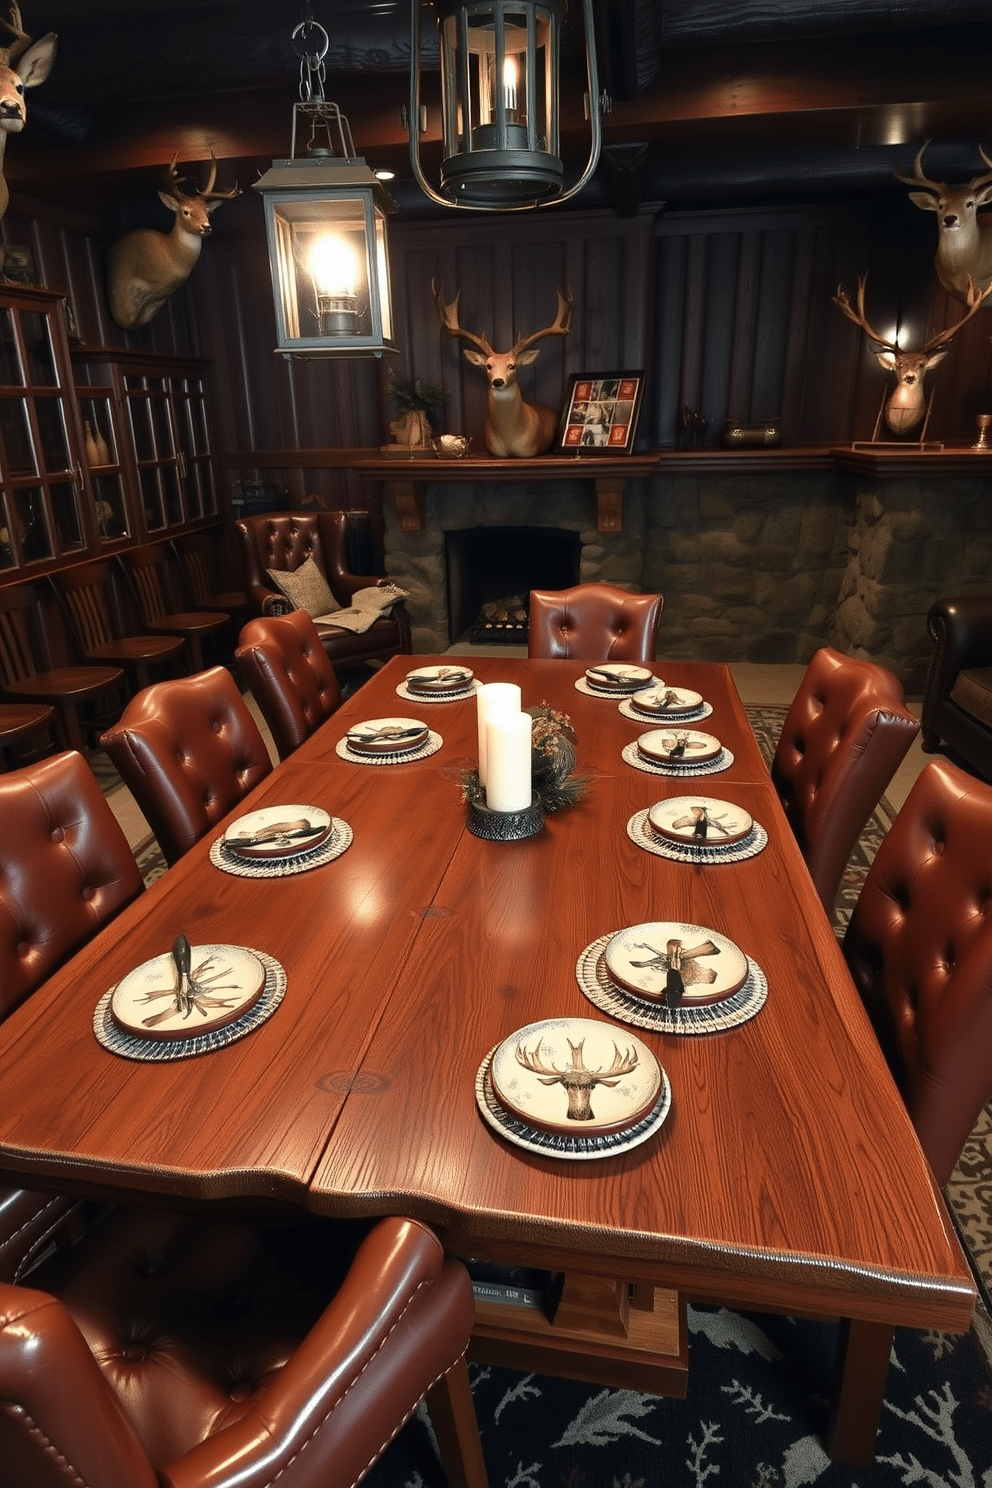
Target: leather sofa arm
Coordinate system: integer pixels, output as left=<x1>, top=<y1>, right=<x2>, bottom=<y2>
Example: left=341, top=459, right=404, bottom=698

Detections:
left=0, top=1190, right=83, bottom=1284
left=923, top=596, right=992, bottom=734
left=162, top=1216, right=474, bottom=1488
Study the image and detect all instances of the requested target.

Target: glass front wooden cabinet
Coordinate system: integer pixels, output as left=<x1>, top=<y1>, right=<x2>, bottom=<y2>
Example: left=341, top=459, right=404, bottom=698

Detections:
left=0, top=286, right=91, bottom=574
left=71, top=348, right=219, bottom=547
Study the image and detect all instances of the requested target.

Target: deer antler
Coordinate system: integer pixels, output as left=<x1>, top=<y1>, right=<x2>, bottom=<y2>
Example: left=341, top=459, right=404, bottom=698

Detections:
left=198, top=150, right=241, bottom=202
left=832, top=275, right=899, bottom=352
left=515, top=1039, right=565, bottom=1084
left=921, top=275, right=992, bottom=352
left=595, top=1043, right=641, bottom=1083
left=895, top=140, right=992, bottom=194
left=432, top=277, right=493, bottom=357
left=0, top=3, right=30, bottom=66
left=511, top=288, right=574, bottom=357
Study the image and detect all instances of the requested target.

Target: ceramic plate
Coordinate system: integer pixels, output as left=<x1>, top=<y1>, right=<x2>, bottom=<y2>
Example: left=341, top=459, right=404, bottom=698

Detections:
left=637, top=728, right=722, bottom=765
left=604, top=922, right=749, bottom=1006
left=489, top=1016, right=662, bottom=1137
left=630, top=684, right=704, bottom=717
left=223, top=804, right=331, bottom=860
left=345, top=716, right=429, bottom=755
left=647, top=796, right=753, bottom=847
left=584, top=662, right=654, bottom=693
left=111, top=944, right=266, bottom=1040
left=405, top=664, right=475, bottom=693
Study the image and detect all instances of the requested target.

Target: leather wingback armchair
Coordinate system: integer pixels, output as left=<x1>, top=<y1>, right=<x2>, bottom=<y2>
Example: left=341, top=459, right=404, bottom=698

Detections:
left=99, top=667, right=273, bottom=866
left=236, top=611, right=342, bottom=762
left=0, top=1206, right=487, bottom=1488
left=772, top=647, right=920, bottom=915
left=527, top=582, right=663, bottom=662
left=843, top=758, right=992, bottom=1188
left=235, top=511, right=411, bottom=669
left=921, top=595, right=992, bottom=782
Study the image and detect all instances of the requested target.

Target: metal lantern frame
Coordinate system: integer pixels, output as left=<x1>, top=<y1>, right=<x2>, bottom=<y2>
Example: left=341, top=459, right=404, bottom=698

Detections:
left=253, top=19, right=398, bottom=359
left=410, top=0, right=603, bottom=210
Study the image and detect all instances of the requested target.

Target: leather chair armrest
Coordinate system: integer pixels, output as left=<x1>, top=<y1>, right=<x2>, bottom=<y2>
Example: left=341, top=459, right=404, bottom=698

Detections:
left=261, top=592, right=293, bottom=617
left=0, top=1190, right=84, bottom=1284
left=0, top=1283, right=161, bottom=1488
left=924, top=596, right=992, bottom=730
left=162, top=1216, right=475, bottom=1488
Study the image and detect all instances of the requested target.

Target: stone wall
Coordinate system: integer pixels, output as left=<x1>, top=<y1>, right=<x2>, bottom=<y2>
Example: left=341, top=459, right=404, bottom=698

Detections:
left=383, top=466, right=992, bottom=693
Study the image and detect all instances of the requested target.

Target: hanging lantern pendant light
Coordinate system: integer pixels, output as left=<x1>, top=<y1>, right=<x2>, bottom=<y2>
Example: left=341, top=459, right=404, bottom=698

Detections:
left=411, top=0, right=603, bottom=211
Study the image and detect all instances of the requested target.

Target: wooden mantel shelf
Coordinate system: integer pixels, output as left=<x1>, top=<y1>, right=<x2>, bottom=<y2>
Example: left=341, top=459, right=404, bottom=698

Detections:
left=349, top=452, right=663, bottom=533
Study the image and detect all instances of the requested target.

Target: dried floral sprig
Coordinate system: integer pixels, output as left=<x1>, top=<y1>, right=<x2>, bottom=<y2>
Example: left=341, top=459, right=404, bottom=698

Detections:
left=459, top=701, right=587, bottom=815
left=386, top=371, right=447, bottom=419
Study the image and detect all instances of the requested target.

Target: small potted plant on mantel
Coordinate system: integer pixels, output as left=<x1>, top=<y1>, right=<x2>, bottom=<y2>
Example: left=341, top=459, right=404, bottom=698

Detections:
left=383, top=371, right=447, bottom=456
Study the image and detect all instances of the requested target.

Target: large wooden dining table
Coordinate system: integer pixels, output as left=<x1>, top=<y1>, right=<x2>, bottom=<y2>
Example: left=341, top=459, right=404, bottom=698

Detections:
left=0, top=654, right=974, bottom=1465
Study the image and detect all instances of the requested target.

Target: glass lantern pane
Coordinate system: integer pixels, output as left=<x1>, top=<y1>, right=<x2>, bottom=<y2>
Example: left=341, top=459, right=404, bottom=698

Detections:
left=273, top=196, right=374, bottom=341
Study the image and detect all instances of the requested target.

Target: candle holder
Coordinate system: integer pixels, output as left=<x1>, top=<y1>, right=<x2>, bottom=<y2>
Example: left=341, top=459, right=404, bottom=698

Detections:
left=466, top=793, right=544, bottom=841
left=973, top=413, right=992, bottom=451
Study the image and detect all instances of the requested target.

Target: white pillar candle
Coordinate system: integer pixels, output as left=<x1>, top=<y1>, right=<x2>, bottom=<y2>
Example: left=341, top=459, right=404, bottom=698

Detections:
left=486, top=710, right=532, bottom=813
left=476, top=682, right=521, bottom=787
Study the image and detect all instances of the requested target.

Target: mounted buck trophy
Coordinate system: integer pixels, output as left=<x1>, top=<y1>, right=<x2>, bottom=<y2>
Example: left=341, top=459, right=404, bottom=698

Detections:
left=832, top=273, right=992, bottom=437
left=896, top=143, right=992, bottom=306
left=0, top=4, right=56, bottom=236
left=433, top=280, right=573, bottom=458
left=106, top=152, right=241, bottom=331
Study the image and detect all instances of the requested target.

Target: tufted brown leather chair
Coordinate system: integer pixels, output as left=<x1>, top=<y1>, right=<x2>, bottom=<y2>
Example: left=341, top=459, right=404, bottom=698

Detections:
left=99, top=667, right=273, bottom=866
left=236, top=611, right=342, bottom=762
left=235, top=511, right=411, bottom=671
left=0, top=751, right=145, bottom=1286
left=0, top=1205, right=487, bottom=1488
left=527, top=582, right=663, bottom=662
left=921, top=594, right=992, bottom=782
left=771, top=647, right=921, bottom=915
left=842, top=758, right=992, bottom=1188
left=0, top=749, right=144, bottom=1022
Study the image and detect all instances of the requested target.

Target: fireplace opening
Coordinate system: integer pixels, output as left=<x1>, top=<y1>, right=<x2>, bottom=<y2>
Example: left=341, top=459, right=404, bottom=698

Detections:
left=445, top=526, right=582, bottom=645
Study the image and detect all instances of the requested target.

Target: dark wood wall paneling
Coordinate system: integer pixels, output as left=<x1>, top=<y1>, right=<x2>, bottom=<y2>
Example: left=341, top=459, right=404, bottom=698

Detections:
left=7, top=184, right=992, bottom=504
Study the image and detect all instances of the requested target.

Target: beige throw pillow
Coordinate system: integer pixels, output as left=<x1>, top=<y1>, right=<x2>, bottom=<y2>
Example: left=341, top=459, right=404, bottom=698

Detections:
left=266, top=556, right=340, bottom=617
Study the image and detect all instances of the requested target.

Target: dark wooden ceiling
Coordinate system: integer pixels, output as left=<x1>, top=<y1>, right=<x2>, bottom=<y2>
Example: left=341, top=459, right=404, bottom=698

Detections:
left=8, top=1, right=992, bottom=219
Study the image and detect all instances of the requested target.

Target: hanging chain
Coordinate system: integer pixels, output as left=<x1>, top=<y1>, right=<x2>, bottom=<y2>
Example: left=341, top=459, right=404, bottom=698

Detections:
left=292, top=7, right=329, bottom=106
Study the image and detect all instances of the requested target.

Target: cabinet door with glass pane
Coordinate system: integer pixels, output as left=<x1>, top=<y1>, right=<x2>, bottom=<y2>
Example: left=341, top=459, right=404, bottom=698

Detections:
left=0, top=286, right=91, bottom=575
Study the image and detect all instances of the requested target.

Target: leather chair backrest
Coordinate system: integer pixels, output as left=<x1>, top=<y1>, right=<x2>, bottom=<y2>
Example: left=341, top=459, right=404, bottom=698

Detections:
left=772, top=646, right=921, bottom=914
left=236, top=611, right=342, bottom=762
left=99, top=667, right=272, bottom=866
left=527, top=582, right=663, bottom=662
left=236, top=512, right=357, bottom=613
left=843, top=758, right=992, bottom=1187
left=0, top=751, right=144, bottom=1019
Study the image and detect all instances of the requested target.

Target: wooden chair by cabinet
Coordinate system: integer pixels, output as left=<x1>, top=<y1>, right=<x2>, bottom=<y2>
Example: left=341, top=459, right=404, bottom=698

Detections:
left=116, top=542, right=230, bottom=672
left=50, top=561, right=186, bottom=693
left=0, top=700, right=55, bottom=771
left=0, top=585, right=124, bottom=754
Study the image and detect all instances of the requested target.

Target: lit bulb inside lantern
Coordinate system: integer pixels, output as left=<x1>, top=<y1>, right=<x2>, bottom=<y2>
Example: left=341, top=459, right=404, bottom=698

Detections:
left=309, top=234, right=358, bottom=296
left=503, top=55, right=518, bottom=113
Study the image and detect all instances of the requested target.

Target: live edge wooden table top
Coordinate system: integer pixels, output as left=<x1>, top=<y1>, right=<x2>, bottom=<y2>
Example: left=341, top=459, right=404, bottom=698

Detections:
left=0, top=655, right=974, bottom=1463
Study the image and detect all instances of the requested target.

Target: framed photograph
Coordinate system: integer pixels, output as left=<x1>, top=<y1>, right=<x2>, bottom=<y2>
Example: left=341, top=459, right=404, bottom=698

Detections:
left=557, top=371, right=644, bottom=455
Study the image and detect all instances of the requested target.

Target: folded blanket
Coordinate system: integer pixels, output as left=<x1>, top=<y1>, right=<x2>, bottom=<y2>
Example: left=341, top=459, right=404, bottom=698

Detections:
left=315, top=582, right=408, bottom=634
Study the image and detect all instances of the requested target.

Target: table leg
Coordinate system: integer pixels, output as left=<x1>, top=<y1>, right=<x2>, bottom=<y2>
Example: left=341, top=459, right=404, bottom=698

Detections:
left=826, top=1317, right=894, bottom=1464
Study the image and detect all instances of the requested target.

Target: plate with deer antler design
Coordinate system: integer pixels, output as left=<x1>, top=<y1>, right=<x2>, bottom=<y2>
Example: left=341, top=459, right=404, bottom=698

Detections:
left=488, top=1017, right=663, bottom=1137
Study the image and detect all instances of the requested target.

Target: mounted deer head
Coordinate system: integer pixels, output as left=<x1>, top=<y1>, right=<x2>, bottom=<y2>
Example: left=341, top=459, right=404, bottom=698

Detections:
left=895, top=143, right=992, bottom=306
left=833, top=273, right=992, bottom=436
left=0, top=4, right=56, bottom=230
left=106, top=152, right=241, bottom=331
left=433, top=279, right=573, bottom=458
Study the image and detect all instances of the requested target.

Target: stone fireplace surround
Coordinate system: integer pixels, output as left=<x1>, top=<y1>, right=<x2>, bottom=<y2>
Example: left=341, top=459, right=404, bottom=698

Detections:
left=382, top=465, right=992, bottom=693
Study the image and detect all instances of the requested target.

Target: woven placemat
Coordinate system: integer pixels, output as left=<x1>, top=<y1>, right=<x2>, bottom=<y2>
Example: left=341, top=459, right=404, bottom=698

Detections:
left=210, top=819, right=352, bottom=878
left=626, top=809, right=768, bottom=863
left=335, top=731, right=442, bottom=765
left=574, top=676, right=656, bottom=699
left=618, top=698, right=713, bottom=725
left=576, top=933, right=766, bottom=1034
left=93, top=950, right=287, bottom=1061
left=395, top=681, right=480, bottom=703
left=621, top=741, right=734, bottom=777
